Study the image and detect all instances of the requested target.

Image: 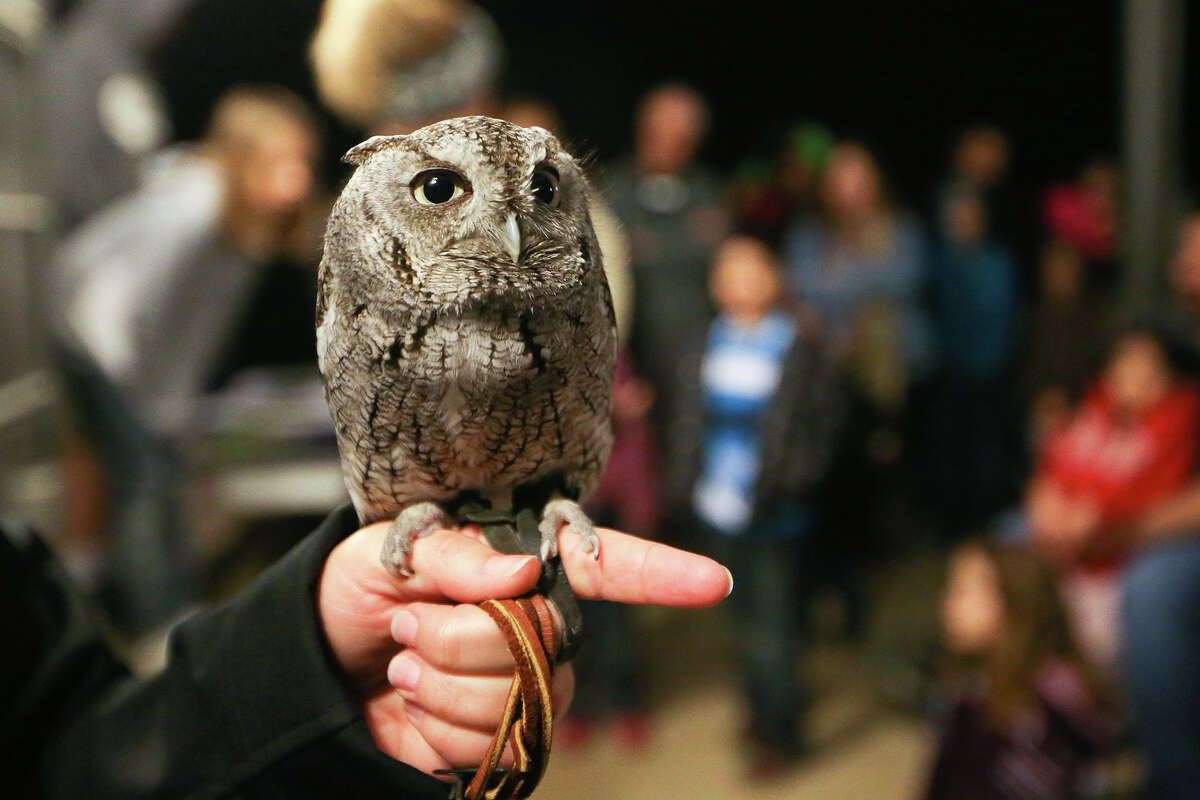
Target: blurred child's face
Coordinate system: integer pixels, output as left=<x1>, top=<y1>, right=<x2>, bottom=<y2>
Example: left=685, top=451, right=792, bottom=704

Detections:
left=942, top=547, right=1005, bottom=655
left=709, top=240, right=782, bottom=320
left=1106, top=333, right=1172, bottom=415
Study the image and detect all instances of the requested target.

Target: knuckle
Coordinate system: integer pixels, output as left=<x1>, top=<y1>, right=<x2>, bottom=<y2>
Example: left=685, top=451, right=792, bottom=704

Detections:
left=427, top=616, right=465, bottom=668
left=415, top=669, right=452, bottom=714
left=425, top=530, right=455, bottom=564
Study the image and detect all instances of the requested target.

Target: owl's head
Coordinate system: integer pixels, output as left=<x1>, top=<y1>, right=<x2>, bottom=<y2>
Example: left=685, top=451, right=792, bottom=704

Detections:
left=324, top=116, right=600, bottom=313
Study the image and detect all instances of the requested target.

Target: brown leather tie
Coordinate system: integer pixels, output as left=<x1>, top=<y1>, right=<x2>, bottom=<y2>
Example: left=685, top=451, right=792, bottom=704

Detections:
left=462, top=595, right=558, bottom=799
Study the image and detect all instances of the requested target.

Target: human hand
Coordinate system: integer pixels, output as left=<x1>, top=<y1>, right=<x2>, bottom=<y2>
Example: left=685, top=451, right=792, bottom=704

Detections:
left=1029, top=481, right=1099, bottom=565
left=316, top=522, right=731, bottom=776
left=1056, top=499, right=1100, bottom=564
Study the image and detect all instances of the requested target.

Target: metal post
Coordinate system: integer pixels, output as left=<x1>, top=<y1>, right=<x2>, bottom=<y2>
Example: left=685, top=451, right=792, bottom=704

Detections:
left=1122, top=0, right=1185, bottom=317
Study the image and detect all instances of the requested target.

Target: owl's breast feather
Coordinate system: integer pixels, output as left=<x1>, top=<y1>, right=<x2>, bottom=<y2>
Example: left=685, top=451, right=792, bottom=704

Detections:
left=438, top=379, right=469, bottom=433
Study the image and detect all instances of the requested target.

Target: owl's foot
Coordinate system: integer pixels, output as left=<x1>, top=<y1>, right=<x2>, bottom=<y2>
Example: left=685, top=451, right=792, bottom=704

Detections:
left=538, top=497, right=600, bottom=562
left=381, top=501, right=453, bottom=578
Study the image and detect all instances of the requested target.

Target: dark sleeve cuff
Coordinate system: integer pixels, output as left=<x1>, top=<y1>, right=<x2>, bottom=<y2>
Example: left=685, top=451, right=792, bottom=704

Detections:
left=44, top=504, right=449, bottom=799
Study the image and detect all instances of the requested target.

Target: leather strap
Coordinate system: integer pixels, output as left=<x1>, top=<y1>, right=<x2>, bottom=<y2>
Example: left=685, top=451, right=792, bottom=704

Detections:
left=463, top=595, right=558, bottom=799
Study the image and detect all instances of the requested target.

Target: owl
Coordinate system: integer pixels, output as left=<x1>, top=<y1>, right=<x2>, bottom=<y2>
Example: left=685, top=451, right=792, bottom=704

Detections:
left=316, top=116, right=617, bottom=577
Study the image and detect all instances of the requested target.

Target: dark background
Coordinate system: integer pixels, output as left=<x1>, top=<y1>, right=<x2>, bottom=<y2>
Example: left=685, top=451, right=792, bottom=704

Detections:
left=139, top=1, right=1169, bottom=210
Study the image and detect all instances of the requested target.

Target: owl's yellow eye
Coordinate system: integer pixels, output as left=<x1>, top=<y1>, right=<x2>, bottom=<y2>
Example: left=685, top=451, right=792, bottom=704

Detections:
left=530, top=167, right=560, bottom=207
left=412, top=170, right=467, bottom=205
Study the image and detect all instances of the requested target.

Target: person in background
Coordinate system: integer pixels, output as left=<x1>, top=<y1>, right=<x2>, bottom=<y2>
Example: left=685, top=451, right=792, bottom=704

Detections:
left=784, top=141, right=933, bottom=390
left=603, top=83, right=729, bottom=424
left=929, top=184, right=1020, bottom=537
left=3, top=505, right=732, bottom=797
left=50, top=86, right=322, bottom=636
left=310, top=0, right=503, bottom=136
left=925, top=540, right=1114, bottom=800
left=941, top=126, right=1018, bottom=255
left=666, top=236, right=842, bottom=777
left=1038, top=213, right=1200, bottom=800
left=1028, top=326, right=1200, bottom=669
left=1024, top=240, right=1112, bottom=453
left=1042, top=161, right=1121, bottom=295
left=34, top=0, right=187, bottom=233
left=783, top=142, right=930, bottom=629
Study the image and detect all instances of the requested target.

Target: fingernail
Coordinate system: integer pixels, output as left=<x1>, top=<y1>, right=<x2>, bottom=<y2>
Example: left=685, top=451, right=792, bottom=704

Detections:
left=391, top=609, right=418, bottom=645
left=390, top=654, right=420, bottom=692
left=723, top=567, right=734, bottom=598
left=484, top=554, right=537, bottom=578
left=404, top=701, right=425, bottom=723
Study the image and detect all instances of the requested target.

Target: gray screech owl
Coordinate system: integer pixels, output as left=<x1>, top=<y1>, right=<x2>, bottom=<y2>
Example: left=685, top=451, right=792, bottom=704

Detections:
left=317, top=116, right=617, bottom=577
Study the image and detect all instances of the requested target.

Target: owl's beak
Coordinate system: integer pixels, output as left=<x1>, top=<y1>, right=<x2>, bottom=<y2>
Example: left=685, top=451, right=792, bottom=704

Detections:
left=501, top=213, right=522, bottom=263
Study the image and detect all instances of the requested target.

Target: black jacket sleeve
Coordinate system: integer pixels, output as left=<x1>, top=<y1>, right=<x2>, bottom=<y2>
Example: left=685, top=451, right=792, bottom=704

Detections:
left=2, top=506, right=450, bottom=799
left=765, top=322, right=845, bottom=501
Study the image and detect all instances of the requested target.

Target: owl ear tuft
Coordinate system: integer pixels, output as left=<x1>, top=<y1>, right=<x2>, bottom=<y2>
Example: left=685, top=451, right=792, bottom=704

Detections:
left=343, top=135, right=408, bottom=166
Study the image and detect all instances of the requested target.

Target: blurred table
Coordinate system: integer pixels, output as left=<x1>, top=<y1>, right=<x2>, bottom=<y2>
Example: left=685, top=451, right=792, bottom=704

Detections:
left=184, top=367, right=347, bottom=561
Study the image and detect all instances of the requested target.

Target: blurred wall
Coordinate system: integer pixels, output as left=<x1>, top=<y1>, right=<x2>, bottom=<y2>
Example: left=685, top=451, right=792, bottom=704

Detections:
left=0, top=4, right=65, bottom=534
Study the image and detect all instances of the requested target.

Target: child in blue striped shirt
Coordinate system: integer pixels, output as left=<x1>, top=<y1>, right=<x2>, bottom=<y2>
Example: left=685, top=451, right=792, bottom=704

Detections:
left=667, top=236, right=843, bottom=776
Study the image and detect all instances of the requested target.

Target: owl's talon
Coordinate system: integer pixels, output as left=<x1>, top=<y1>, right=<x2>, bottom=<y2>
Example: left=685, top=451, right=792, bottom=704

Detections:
left=381, top=501, right=452, bottom=578
left=382, top=532, right=417, bottom=579
left=539, top=497, right=600, bottom=563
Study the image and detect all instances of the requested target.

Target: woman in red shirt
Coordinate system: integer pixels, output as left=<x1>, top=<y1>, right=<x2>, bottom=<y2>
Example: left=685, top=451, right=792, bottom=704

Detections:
left=1028, top=327, right=1200, bottom=667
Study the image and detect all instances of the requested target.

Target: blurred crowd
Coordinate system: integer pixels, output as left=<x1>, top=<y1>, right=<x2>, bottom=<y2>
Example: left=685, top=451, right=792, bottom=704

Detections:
left=11, top=1, right=1200, bottom=798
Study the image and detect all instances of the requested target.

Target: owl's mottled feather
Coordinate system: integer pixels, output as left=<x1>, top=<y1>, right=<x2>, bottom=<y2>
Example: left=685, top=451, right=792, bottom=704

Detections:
left=317, top=117, right=616, bottom=567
